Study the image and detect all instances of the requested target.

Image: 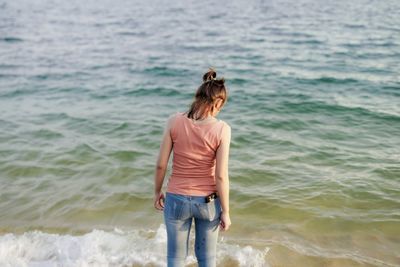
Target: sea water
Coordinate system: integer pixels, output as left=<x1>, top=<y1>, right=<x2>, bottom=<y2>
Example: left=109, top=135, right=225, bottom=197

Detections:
left=0, top=0, right=399, bottom=266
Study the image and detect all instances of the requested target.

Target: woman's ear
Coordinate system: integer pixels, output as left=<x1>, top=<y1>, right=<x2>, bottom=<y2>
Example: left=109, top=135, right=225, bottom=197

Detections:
left=214, top=99, right=223, bottom=111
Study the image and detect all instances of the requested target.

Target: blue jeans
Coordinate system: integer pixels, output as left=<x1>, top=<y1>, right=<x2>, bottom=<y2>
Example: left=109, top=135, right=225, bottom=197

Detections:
left=163, top=192, right=222, bottom=267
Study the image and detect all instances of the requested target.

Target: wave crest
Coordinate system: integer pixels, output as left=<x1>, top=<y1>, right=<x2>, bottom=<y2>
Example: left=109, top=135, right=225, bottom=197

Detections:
left=0, top=225, right=269, bottom=267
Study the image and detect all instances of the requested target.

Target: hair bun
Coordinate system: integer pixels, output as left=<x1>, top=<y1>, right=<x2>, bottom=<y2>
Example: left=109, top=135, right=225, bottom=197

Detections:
left=202, top=68, right=217, bottom=82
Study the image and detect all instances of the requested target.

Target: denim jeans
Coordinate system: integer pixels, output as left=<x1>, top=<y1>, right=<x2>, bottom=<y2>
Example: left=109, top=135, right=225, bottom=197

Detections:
left=163, top=192, right=222, bottom=267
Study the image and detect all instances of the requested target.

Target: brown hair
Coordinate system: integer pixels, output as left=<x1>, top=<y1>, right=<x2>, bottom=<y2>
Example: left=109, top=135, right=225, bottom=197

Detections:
left=187, top=68, right=227, bottom=120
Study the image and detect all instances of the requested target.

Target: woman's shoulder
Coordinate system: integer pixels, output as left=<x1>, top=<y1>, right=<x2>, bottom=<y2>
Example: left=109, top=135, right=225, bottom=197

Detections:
left=167, top=111, right=184, bottom=120
left=216, top=119, right=231, bottom=138
left=166, top=111, right=185, bottom=126
left=217, top=119, right=231, bottom=129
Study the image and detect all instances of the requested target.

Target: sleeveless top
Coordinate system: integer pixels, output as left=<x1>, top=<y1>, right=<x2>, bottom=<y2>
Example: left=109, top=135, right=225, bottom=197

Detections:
left=166, top=112, right=228, bottom=196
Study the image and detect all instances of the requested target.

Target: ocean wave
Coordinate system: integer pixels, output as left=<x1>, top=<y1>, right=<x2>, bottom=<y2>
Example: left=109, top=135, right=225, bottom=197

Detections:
left=278, top=99, right=400, bottom=120
left=285, top=69, right=396, bottom=84
left=122, top=87, right=183, bottom=97
left=0, top=88, right=40, bottom=98
left=143, top=67, right=192, bottom=78
left=1, top=37, right=23, bottom=43
left=296, top=76, right=359, bottom=85
left=0, top=225, right=269, bottom=267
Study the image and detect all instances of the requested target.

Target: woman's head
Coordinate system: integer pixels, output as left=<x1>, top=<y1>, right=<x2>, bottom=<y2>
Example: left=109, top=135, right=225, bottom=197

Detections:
left=187, top=68, right=227, bottom=120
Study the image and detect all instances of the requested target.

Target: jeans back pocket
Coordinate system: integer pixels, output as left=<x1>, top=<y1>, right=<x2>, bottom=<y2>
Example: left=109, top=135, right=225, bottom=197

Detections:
left=209, top=198, right=222, bottom=221
left=198, top=198, right=221, bottom=221
left=164, top=194, right=185, bottom=220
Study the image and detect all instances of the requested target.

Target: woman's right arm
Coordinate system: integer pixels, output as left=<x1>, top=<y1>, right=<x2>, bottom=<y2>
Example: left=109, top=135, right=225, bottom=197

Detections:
left=153, top=114, right=175, bottom=211
left=215, top=123, right=232, bottom=231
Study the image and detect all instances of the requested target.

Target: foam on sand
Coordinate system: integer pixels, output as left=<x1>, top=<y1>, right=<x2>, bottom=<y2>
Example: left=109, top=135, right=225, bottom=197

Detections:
left=0, top=224, right=269, bottom=267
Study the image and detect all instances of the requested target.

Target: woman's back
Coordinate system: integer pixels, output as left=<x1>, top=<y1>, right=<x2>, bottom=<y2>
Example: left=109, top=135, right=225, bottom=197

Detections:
left=153, top=68, right=232, bottom=266
left=167, top=112, right=228, bottom=196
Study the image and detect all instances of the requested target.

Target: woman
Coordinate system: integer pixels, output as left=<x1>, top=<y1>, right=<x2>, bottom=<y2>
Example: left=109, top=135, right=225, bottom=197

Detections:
left=153, top=68, right=231, bottom=267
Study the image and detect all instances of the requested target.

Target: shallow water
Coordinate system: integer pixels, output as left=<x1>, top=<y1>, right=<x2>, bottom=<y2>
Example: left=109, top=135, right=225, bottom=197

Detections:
left=0, top=0, right=399, bottom=266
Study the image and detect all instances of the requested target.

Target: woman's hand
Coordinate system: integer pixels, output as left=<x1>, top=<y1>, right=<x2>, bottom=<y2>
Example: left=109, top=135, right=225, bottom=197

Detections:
left=219, top=211, right=231, bottom=231
left=154, top=192, right=165, bottom=211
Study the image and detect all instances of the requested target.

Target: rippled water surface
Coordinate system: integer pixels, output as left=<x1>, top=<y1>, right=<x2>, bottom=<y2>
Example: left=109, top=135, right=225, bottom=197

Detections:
left=0, top=0, right=399, bottom=266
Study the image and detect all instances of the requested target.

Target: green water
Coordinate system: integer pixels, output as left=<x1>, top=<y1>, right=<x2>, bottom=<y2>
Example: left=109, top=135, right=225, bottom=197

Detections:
left=0, top=0, right=399, bottom=266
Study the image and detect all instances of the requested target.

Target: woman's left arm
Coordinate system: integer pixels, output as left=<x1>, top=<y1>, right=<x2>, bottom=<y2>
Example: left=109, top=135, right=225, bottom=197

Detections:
left=153, top=115, right=174, bottom=210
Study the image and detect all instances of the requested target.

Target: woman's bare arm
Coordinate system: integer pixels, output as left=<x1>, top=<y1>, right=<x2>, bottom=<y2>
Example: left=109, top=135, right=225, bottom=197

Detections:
left=215, top=123, right=231, bottom=230
left=153, top=115, right=174, bottom=210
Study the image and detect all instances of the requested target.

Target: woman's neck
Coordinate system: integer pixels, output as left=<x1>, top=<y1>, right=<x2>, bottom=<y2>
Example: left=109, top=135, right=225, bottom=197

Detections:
left=197, top=114, right=214, bottom=121
left=192, top=110, right=215, bottom=120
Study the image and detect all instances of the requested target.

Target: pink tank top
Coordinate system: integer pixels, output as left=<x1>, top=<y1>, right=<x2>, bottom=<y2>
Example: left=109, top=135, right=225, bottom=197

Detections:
left=166, top=112, right=228, bottom=196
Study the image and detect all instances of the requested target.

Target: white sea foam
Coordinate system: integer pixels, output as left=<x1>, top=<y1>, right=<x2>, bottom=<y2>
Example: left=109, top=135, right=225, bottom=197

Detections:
left=0, top=224, right=269, bottom=267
